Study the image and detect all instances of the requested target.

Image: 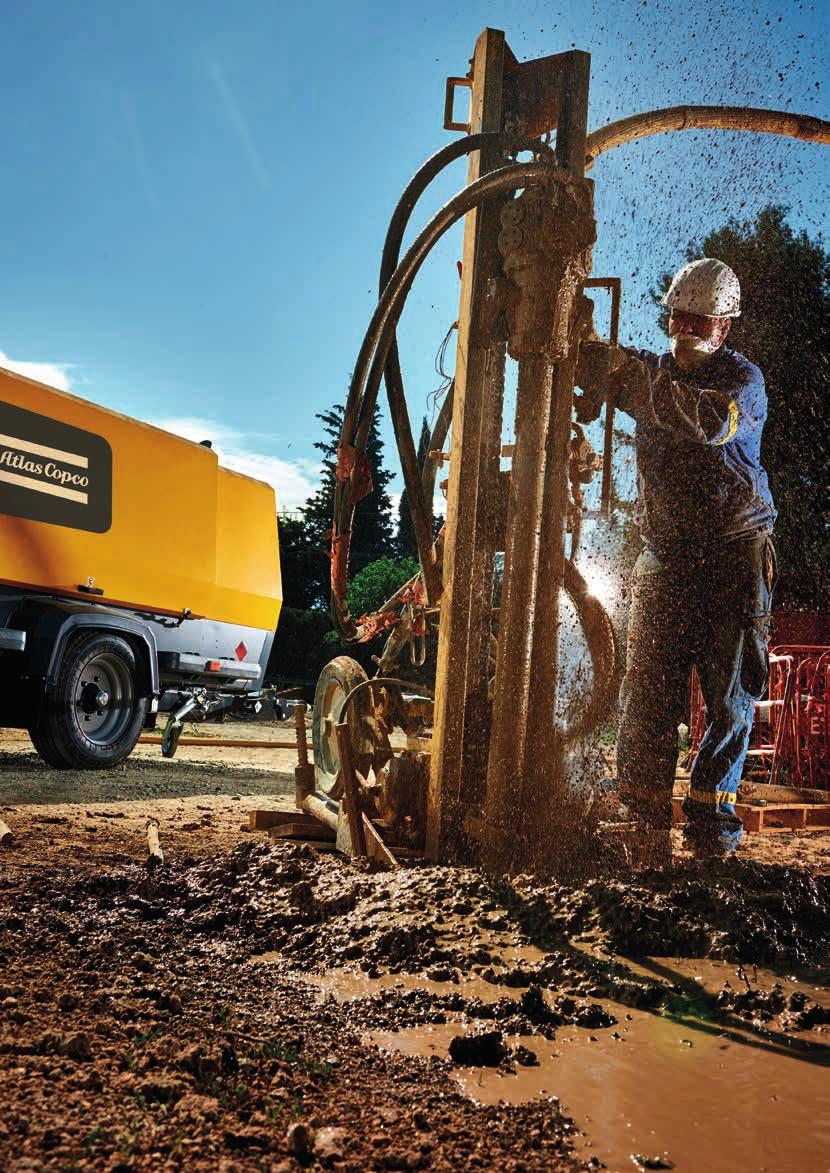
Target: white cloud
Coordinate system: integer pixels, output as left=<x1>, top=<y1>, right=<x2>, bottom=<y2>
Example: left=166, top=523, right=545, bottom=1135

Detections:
left=153, top=416, right=318, bottom=513
left=0, top=350, right=73, bottom=391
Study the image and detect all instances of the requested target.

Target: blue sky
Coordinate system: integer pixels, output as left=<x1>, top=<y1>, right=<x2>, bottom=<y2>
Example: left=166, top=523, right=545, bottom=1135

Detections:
left=0, top=0, right=826, bottom=512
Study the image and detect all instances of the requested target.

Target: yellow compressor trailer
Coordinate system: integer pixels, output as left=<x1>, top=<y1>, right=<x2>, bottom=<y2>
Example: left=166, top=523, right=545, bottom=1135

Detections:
left=0, top=364, right=282, bottom=768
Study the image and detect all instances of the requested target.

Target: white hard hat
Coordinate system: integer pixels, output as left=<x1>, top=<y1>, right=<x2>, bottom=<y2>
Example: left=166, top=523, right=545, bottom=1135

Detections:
left=661, top=257, right=741, bottom=318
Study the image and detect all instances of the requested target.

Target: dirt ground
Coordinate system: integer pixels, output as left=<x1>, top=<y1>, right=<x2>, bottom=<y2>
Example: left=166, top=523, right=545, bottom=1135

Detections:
left=1, top=723, right=829, bottom=1171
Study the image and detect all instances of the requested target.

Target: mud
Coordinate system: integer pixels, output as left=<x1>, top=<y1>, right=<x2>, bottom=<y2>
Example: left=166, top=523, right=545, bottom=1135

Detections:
left=1, top=737, right=829, bottom=1170
left=1, top=848, right=581, bottom=1171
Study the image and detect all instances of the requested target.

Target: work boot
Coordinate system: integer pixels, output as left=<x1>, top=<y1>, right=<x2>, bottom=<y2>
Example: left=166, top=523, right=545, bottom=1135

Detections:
left=681, top=798, right=743, bottom=857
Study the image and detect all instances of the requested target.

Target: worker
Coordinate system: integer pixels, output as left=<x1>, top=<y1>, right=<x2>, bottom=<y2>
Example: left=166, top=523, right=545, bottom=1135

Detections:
left=575, top=258, right=776, bottom=860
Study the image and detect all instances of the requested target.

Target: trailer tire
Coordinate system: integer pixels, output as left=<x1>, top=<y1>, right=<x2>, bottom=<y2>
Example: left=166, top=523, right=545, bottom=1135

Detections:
left=29, top=632, right=148, bottom=769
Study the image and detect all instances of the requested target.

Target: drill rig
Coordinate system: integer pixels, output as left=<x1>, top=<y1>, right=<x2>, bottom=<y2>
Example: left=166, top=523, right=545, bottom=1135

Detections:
left=305, top=29, right=829, bottom=876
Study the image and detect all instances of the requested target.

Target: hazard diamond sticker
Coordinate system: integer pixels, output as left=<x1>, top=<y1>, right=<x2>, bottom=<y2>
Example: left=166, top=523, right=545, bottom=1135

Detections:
left=235, top=640, right=248, bottom=661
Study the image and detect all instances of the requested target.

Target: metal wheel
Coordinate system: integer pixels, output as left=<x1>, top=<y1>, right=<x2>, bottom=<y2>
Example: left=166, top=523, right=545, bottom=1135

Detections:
left=72, top=650, right=135, bottom=746
left=29, top=632, right=147, bottom=769
left=312, top=656, right=374, bottom=798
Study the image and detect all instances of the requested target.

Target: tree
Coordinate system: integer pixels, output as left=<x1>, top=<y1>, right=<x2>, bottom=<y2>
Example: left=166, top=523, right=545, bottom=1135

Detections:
left=276, top=514, right=325, bottom=611
left=296, top=402, right=397, bottom=611
left=347, top=556, right=420, bottom=620
left=397, top=417, right=433, bottom=558
left=657, top=207, right=829, bottom=609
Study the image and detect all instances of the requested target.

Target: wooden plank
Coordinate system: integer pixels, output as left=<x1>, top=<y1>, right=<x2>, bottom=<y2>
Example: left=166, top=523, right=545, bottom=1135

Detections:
left=674, top=778, right=830, bottom=805
left=673, top=797, right=830, bottom=833
left=336, top=803, right=353, bottom=856
left=362, top=813, right=400, bottom=870
left=427, top=27, right=509, bottom=862
left=146, top=818, right=164, bottom=868
left=336, top=722, right=366, bottom=857
left=269, top=823, right=335, bottom=842
left=746, top=825, right=829, bottom=835
left=740, top=806, right=762, bottom=833
left=249, top=809, right=317, bottom=831
left=140, top=736, right=312, bottom=750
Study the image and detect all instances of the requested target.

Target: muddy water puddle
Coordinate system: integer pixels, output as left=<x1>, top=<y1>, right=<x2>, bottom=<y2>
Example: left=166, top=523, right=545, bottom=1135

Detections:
left=277, top=959, right=830, bottom=1173
left=368, top=1010, right=828, bottom=1172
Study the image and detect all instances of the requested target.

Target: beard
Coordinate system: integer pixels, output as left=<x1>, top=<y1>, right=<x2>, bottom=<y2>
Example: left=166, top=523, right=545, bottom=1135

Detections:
left=670, top=333, right=720, bottom=370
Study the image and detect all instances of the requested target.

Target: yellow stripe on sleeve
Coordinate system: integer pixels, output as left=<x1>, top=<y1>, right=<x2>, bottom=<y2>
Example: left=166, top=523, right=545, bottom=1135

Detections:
left=713, top=395, right=740, bottom=446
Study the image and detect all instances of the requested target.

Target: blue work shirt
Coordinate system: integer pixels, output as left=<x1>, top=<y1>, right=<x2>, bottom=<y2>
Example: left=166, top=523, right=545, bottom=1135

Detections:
left=616, top=346, right=776, bottom=560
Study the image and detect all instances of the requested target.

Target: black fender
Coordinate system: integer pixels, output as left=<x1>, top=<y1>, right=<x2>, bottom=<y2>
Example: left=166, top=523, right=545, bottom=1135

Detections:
left=9, top=595, right=160, bottom=699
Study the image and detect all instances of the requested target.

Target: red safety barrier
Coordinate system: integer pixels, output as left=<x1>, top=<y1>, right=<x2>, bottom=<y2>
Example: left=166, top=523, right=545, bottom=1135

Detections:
left=689, top=642, right=830, bottom=789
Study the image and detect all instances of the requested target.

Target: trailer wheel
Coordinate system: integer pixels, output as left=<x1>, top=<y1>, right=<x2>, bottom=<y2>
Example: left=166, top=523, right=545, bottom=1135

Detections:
left=312, top=656, right=374, bottom=798
left=29, top=632, right=148, bottom=769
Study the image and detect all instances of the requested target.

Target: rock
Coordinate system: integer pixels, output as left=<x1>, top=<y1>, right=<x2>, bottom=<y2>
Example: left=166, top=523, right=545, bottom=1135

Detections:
left=178, top=1043, right=221, bottom=1080
left=630, top=1157, right=674, bottom=1170
left=138, top=1076, right=185, bottom=1104
left=174, top=1092, right=220, bottom=1121
left=131, top=952, right=154, bottom=973
left=224, top=1126, right=268, bottom=1149
left=289, top=881, right=316, bottom=908
left=513, top=1044, right=539, bottom=1066
left=286, top=1121, right=313, bottom=1157
left=316, top=1125, right=347, bottom=1162
left=448, top=1029, right=508, bottom=1067
left=40, top=1127, right=63, bottom=1150
left=61, top=1032, right=92, bottom=1062
left=56, top=992, right=78, bottom=1012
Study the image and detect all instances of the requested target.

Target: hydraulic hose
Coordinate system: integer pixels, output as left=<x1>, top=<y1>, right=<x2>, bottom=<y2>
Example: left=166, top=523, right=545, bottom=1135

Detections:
left=371, top=133, right=556, bottom=600
left=332, top=157, right=561, bottom=640
left=341, top=134, right=554, bottom=447
left=585, top=105, right=830, bottom=168
left=560, top=559, right=618, bottom=746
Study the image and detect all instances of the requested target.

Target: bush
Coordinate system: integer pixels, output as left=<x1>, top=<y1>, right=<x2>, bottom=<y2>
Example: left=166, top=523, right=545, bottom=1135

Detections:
left=346, top=557, right=420, bottom=619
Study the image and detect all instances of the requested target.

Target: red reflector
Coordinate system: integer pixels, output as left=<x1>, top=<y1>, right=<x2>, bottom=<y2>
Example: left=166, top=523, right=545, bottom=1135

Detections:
left=206, top=659, right=221, bottom=672
left=235, top=640, right=247, bottom=661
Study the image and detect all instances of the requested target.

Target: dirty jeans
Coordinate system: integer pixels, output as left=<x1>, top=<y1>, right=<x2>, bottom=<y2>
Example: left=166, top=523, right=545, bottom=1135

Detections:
left=617, top=533, right=774, bottom=848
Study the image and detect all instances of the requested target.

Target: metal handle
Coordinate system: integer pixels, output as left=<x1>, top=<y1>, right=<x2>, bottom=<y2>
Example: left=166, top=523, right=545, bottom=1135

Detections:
left=444, top=77, right=472, bottom=132
left=583, top=277, right=622, bottom=517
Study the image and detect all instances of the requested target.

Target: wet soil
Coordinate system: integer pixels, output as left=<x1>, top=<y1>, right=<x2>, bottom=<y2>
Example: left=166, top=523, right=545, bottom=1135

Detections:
left=0, top=733, right=828, bottom=1170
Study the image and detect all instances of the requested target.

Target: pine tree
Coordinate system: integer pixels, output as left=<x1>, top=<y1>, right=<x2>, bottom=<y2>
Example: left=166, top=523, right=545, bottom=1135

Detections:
left=657, top=206, right=829, bottom=609
left=299, top=402, right=397, bottom=610
left=353, top=406, right=396, bottom=567
left=396, top=416, right=432, bottom=558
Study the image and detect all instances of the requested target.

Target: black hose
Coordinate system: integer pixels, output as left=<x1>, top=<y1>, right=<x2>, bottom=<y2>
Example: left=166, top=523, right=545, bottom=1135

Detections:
left=332, top=158, right=561, bottom=638
left=341, top=676, right=435, bottom=725
left=340, top=134, right=554, bottom=447
left=374, top=136, right=553, bottom=592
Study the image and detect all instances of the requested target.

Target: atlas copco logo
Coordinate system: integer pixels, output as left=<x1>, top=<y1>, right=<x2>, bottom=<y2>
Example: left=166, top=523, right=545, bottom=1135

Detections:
left=0, top=440, right=91, bottom=500
left=0, top=401, right=111, bottom=532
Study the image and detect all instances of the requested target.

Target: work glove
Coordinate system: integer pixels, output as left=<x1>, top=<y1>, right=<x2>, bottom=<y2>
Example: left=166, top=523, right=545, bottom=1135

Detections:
left=574, top=340, right=628, bottom=422
left=576, top=340, right=628, bottom=392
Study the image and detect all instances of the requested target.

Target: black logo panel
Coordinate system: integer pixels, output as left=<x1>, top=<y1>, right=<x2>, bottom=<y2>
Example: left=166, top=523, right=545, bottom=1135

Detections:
left=0, top=400, right=112, bottom=533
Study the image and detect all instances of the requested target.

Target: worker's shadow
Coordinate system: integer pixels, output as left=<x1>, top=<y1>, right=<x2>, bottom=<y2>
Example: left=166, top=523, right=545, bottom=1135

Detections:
left=490, top=881, right=830, bottom=1069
